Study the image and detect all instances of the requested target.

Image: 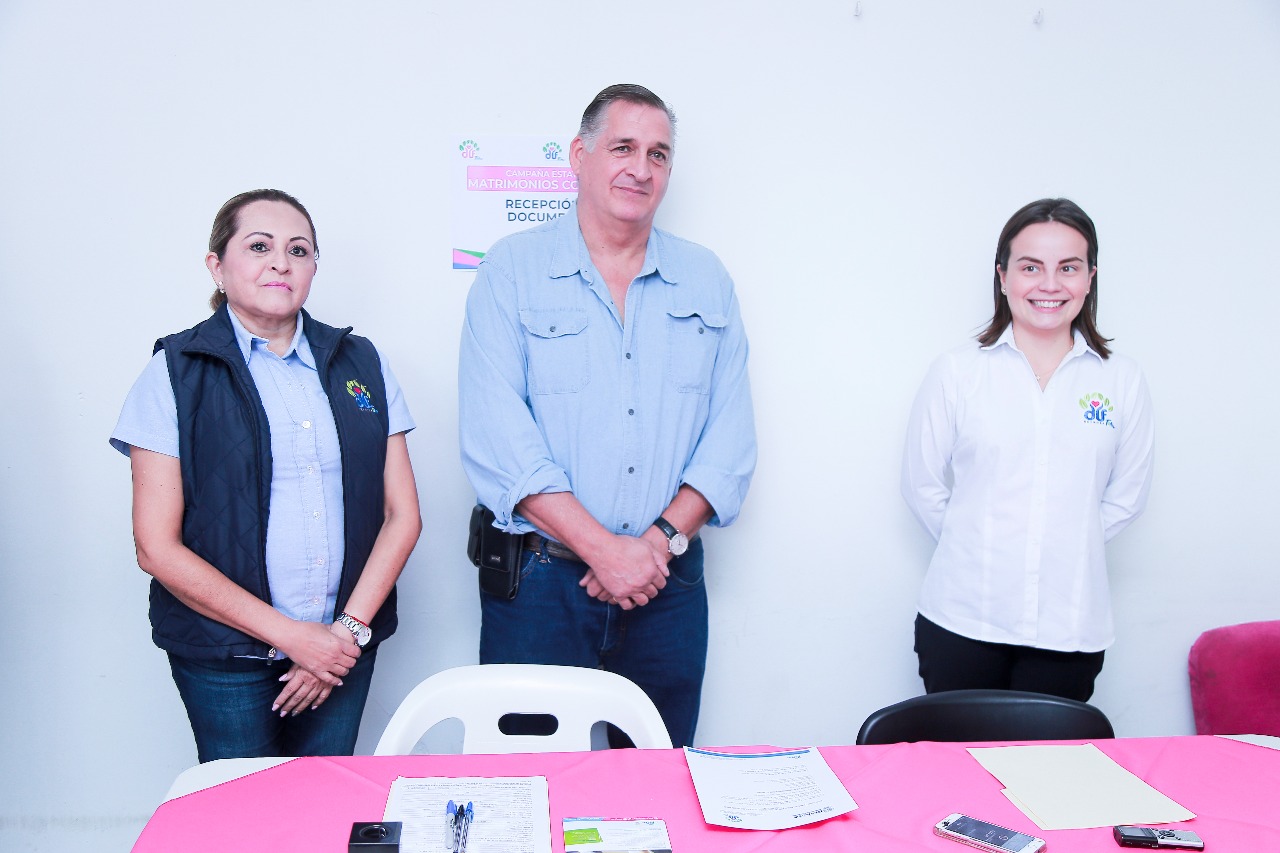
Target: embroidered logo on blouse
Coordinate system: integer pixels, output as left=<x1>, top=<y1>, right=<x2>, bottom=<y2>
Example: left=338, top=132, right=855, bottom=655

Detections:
left=1079, top=393, right=1116, bottom=429
left=346, top=380, right=379, bottom=413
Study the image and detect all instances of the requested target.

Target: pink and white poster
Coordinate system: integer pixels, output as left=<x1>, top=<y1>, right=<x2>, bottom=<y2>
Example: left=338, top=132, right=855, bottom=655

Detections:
left=452, top=134, right=578, bottom=270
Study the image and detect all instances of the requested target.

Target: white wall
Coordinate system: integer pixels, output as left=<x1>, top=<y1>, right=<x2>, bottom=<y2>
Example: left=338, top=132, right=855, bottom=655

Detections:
left=2, top=1, right=1278, bottom=849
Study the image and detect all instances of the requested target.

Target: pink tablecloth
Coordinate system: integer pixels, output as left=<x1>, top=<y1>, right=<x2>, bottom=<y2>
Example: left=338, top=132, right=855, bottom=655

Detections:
left=134, top=736, right=1280, bottom=851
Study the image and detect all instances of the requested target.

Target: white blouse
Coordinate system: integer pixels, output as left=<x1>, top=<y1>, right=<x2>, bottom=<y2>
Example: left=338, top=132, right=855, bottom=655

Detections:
left=901, top=327, right=1155, bottom=652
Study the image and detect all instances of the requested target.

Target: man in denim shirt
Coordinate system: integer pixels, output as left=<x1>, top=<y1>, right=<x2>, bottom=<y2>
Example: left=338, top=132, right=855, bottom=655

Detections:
left=458, top=84, right=756, bottom=747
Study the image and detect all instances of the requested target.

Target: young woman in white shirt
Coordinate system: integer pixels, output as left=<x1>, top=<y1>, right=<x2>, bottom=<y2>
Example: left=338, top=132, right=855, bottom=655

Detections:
left=901, top=198, right=1154, bottom=701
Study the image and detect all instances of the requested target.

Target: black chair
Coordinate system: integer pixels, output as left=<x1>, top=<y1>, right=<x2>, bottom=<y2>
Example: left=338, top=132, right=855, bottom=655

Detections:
left=856, top=689, right=1114, bottom=745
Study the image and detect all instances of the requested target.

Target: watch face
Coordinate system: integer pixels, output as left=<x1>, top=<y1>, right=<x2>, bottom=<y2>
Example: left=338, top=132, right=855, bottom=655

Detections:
left=354, top=625, right=372, bottom=647
left=669, top=532, right=689, bottom=556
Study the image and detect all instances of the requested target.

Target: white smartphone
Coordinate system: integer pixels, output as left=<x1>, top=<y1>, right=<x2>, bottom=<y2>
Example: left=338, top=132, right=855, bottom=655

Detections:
left=935, top=813, right=1047, bottom=853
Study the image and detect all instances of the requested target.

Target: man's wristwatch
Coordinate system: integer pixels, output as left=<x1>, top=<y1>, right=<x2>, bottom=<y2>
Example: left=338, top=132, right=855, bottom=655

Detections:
left=336, top=612, right=372, bottom=647
left=653, top=516, right=689, bottom=557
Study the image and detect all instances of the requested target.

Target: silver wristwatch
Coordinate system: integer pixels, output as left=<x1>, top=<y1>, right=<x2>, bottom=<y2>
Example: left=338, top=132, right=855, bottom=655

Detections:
left=653, top=516, right=689, bottom=557
left=336, top=612, right=372, bottom=647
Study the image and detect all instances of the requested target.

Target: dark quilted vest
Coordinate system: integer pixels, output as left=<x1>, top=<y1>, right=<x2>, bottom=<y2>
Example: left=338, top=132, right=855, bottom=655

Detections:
left=151, top=304, right=396, bottom=659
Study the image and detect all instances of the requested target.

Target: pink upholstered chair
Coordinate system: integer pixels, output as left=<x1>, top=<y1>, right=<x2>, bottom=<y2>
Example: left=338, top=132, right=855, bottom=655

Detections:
left=1188, top=620, right=1280, bottom=736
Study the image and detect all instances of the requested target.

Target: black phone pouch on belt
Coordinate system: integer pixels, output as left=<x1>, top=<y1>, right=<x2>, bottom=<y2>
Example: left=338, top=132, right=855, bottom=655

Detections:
left=467, top=505, right=523, bottom=600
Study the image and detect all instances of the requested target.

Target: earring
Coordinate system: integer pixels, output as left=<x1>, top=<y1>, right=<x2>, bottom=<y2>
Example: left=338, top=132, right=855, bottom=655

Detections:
left=217, top=281, right=225, bottom=293
left=1001, top=288, right=1007, bottom=295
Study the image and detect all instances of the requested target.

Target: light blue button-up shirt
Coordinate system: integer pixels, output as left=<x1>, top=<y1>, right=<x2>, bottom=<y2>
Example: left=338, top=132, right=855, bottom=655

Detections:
left=459, top=207, right=756, bottom=537
left=112, top=309, right=414, bottom=628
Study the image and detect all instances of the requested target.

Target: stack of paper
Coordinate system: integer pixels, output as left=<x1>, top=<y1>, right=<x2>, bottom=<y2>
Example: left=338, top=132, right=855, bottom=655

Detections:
left=383, top=775, right=552, bottom=853
left=968, top=744, right=1195, bottom=830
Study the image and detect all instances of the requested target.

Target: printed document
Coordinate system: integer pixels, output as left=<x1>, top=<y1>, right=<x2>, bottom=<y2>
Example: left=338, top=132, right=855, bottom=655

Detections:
left=684, top=747, right=857, bottom=830
left=383, top=775, right=552, bottom=853
left=563, top=817, right=672, bottom=852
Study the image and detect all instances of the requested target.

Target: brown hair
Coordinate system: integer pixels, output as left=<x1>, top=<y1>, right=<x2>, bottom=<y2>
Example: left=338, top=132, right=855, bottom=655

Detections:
left=207, top=189, right=318, bottom=311
left=978, top=198, right=1111, bottom=358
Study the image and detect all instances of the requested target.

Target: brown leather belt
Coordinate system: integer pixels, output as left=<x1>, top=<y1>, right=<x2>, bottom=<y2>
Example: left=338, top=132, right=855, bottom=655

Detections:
left=522, top=533, right=584, bottom=563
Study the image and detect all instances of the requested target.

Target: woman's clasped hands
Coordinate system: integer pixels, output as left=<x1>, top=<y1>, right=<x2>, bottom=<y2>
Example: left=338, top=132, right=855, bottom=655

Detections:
left=271, top=620, right=361, bottom=716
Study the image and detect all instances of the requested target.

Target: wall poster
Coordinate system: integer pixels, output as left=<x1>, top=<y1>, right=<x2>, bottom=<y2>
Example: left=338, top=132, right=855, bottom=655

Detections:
left=452, top=133, right=578, bottom=270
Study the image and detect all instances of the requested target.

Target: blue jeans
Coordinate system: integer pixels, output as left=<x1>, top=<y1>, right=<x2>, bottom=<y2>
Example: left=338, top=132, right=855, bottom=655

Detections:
left=480, top=537, right=709, bottom=747
left=168, top=646, right=378, bottom=762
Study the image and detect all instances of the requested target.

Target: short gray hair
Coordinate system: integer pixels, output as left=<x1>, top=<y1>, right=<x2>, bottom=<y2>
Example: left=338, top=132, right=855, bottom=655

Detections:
left=577, top=83, right=677, bottom=151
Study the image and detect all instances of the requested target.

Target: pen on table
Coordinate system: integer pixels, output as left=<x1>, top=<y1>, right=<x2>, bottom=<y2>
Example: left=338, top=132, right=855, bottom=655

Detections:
left=454, top=800, right=466, bottom=852
left=444, top=799, right=457, bottom=850
left=458, top=802, right=474, bottom=853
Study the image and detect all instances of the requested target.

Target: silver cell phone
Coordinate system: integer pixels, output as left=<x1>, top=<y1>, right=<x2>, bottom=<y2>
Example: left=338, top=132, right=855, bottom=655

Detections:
left=1113, top=825, right=1204, bottom=849
left=935, top=814, right=1047, bottom=853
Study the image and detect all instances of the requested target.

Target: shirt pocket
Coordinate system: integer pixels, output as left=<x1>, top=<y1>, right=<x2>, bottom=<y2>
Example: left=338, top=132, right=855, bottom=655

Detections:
left=666, top=308, right=727, bottom=394
left=519, top=309, right=590, bottom=394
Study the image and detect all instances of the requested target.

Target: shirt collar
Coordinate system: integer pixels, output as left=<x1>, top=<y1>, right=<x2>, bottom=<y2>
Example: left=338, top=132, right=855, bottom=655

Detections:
left=225, top=307, right=314, bottom=368
left=548, top=204, right=680, bottom=286
left=984, top=325, right=1101, bottom=362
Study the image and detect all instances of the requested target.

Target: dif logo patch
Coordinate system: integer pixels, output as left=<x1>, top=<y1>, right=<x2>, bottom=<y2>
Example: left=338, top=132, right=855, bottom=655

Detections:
left=1079, top=393, right=1115, bottom=429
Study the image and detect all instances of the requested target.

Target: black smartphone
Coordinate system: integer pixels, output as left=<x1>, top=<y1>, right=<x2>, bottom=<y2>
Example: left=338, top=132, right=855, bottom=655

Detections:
left=1113, top=825, right=1204, bottom=849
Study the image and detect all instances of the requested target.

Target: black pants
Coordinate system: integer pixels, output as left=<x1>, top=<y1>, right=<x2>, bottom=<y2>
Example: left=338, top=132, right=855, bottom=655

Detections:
left=914, top=614, right=1105, bottom=702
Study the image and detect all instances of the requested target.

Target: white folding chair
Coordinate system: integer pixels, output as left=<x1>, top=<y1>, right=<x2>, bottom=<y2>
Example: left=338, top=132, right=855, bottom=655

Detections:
left=373, top=664, right=673, bottom=754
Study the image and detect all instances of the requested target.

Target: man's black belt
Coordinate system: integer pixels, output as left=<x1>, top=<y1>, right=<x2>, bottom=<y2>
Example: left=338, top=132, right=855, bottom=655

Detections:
left=522, top=534, right=584, bottom=563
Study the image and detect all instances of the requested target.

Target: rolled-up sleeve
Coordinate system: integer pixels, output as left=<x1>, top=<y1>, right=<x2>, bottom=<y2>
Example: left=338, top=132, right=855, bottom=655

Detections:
left=901, top=354, right=956, bottom=542
left=681, top=288, right=756, bottom=528
left=458, top=255, right=572, bottom=532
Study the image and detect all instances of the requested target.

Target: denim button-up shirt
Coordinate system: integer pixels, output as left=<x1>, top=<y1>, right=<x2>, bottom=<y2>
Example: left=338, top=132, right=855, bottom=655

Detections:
left=112, top=309, right=414, bottom=628
left=459, top=208, right=756, bottom=537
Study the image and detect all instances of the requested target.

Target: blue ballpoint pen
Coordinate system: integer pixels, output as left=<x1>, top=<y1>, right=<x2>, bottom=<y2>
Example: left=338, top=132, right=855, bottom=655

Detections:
left=458, top=802, right=474, bottom=853
left=444, top=800, right=457, bottom=850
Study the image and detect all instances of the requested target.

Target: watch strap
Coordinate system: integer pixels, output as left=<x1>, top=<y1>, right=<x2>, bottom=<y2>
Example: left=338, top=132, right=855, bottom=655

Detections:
left=654, top=516, right=680, bottom=540
left=336, top=612, right=371, bottom=646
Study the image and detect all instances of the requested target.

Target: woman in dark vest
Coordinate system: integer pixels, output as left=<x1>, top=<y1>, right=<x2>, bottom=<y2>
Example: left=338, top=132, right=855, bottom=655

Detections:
left=111, top=189, right=421, bottom=760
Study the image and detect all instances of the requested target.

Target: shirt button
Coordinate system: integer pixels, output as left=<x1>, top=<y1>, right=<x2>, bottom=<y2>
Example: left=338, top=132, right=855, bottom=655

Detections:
left=627, top=467, right=635, bottom=473
left=698, top=327, right=705, bottom=334
left=311, top=597, right=321, bottom=606
left=316, top=558, right=325, bottom=566
left=313, top=511, right=321, bottom=518
left=549, top=325, right=557, bottom=332
left=302, top=420, right=312, bottom=429
left=622, top=523, right=630, bottom=530
left=625, top=352, right=632, bottom=359
left=627, top=408, right=634, bottom=416
left=307, top=466, right=314, bottom=474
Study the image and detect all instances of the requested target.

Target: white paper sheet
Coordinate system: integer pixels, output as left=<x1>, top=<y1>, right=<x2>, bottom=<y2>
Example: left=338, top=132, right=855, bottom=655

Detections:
left=563, top=817, right=672, bottom=852
left=683, top=747, right=857, bottom=830
left=1219, top=733, right=1280, bottom=751
left=383, top=775, right=552, bottom=853
left=967, top=744, right=1195, bottom=830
